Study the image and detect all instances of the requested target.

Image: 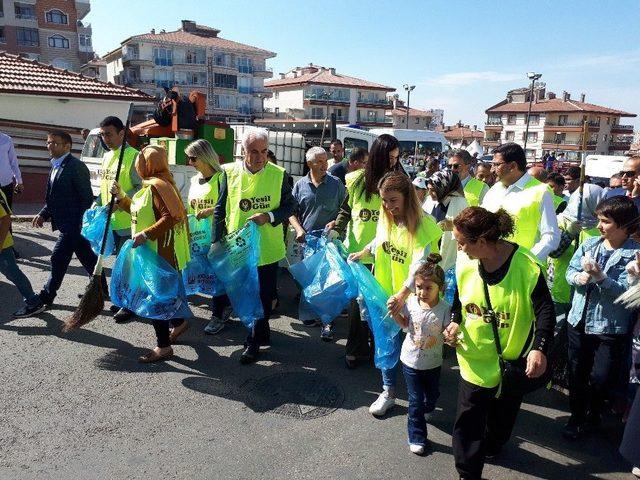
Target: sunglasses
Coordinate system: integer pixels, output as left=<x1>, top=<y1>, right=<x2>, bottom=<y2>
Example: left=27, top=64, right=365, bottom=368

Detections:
left=447, top=164, right=461, bottom=170
left=186, top=155, right=197, bottom=163
left=620, top=170, right=637, bottom=178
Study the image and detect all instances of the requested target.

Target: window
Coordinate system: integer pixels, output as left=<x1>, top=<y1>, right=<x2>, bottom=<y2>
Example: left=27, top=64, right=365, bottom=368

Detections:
left=0, top=3, right=4, bottom=17
left=48, top=35, right=69, bottom=49
left=78, top=34, right=91, bottom=47
left=214, top=52, right=233, bottom=67
left=274, top=91, right=279, bottom=99
left=14, top=3, right=35, bottom=19
left=311, top=107, right=324, bottom=119
left=16, top=27, right=39, bottom=46
left=185, top=48, right=205, bottom=64
left=238, top=76, right=251, bottom=94
left=334, top=108, right=343, bottom=120
left=606, top=117, right=610, bottom=125
left=527, top=132, right=538, bottom=142
left=214, top=73, right=237, bottom=89
left=46, top=9, right=68, bottom=24
left=274, top=107, right=280, bottom=117
left=0, top=27, right=5, bottom=43
left=52, top=58, right=72, bottom=70
left=507, top=115, right=516, bottom=125
left=237, top=57, right=253, bottom=74
left=154, top=70, right=173, bottom=88
left=558, top=115, right=568, bottom=126
left=153, top=48, right=173, bottom=66
left=505, top=131, right=515, bottom=141
left=527, top=114, right=540, bottom=125
left=213, top=94, right=236, bottom=110
left=525, top=149, right=535, bottom=159
left=415, top=117, right=420, bottom=125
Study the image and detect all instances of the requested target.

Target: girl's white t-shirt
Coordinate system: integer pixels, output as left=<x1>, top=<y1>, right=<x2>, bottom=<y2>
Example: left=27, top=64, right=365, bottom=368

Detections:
left=400, top=296, right=451, bottom=370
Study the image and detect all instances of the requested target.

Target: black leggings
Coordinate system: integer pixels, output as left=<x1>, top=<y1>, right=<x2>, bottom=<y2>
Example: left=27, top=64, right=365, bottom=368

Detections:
left=152, top=318, right=185, bottom=348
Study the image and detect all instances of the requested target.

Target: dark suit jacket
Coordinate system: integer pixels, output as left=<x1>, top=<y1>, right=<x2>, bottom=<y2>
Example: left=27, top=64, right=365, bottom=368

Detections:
left=39, top=153, right=94, bottom=233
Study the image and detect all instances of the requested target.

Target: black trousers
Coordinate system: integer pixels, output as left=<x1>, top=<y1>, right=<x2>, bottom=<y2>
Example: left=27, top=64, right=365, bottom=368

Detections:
left=452, top=378, right=523, bottom=480
left=345, top=263, right=374, bottom=358
left=40, top=228, right=98, bottom=303
left=567, top=321, right=628, bottom=423
left=211, top=261, right=279, bottom=349
left=152, top=318, right=185, bottom=348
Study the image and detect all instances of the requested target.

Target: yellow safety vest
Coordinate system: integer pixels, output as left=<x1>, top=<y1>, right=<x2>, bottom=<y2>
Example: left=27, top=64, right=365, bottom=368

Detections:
left=463, top=177, right=487, bottom=207
left=345, top=169, right=381, bottom=263
left=100, top=145, right=139, bottom=230
left=130, top=185, right=190, bottom=271
left=373, top=213, right=442, bottom=296
left=226, top=161, right=285, bottom=266
left=187, top=172, right=222, bottom=215
left=548, top=245, right=573, bottom=305
left=455, top=247, right=540, bottom=388
left=483, top=176, right=547, bottom=250
left=552, top=194, right=564, bottom=212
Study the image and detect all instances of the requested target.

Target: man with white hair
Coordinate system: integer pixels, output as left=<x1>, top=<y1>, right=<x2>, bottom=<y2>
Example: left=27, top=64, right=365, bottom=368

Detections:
left=212, top=127, right=295, bottom=364
left=289, top=146, right=346, bottom=340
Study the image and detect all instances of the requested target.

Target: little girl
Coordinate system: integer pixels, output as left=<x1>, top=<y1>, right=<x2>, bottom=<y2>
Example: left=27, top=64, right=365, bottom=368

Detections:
left=392, top=253, right=451, bottom=455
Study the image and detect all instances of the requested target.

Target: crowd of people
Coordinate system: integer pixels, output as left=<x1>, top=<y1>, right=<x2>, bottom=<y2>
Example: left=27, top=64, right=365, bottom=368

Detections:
left=1, top=120, right=640, bottom=480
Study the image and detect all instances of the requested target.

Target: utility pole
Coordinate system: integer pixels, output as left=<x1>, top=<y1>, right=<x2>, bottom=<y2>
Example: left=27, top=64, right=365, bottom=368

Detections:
left=524, top=72, right=542, bottom=155
left=403, top=84, right=415, bottom=128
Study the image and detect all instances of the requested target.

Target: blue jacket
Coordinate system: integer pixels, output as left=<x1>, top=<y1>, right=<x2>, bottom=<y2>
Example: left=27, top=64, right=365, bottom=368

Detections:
left=38, top=153, right=94, bottom=233
left=566, top=235, right=640, bottom=335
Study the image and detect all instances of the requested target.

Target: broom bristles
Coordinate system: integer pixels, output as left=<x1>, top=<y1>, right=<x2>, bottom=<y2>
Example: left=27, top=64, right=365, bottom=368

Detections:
left=63, top=275, right=105, bottom=332
left=615, top=283, right=640, bottom=310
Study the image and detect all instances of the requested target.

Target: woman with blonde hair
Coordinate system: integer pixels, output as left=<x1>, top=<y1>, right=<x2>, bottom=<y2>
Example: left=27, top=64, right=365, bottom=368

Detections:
left=111, top=145, right=191, bottom=362
left=350, top=171, right=442, bottom=416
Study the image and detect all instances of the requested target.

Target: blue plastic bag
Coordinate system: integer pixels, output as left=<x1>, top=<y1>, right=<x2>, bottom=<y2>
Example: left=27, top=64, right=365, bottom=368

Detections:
left=81, top=205, right=115, bottom=256
left=208, top=222, right=263, bottom=329
left=349, top=261, right=401, bottom=370
left=110, top=240, right=193, bottom=320
left=182, top=255, right=225, bottom=296
left=289, top=241, right=358, bottom=325
left=444, top=266, right=456, bottom=305
left=187, top=214, right=212, bottom=257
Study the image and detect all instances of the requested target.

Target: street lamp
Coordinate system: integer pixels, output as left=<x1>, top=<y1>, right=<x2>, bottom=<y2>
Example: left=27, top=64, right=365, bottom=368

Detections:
left=403, top=84, right=415, bottom=128
left=523, top=72, right=542, bottom=155
left=257, top=93, right=265, bottom=119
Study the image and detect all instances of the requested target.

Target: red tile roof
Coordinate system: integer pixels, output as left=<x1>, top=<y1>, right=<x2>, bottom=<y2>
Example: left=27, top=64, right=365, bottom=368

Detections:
left=124, top=30, right=276, bottom=58
left=0, top=52, right=154, bottom=101
left=443, top=126, right=484, bottom=141
left=486, top=97, right=636, bottom=117
left=387, top=106, right=433, bottom=117
left=265, top=66, right=395, bottom=91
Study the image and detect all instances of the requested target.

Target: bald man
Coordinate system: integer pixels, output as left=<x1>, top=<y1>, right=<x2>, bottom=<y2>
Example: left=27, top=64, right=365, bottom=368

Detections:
left=528, top=166, right=549, bottom=183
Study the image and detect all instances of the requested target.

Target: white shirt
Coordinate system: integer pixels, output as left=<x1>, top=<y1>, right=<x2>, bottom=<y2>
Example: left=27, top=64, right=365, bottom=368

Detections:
left=400, top=297, right=451, bottom=370
left=461, top=174, right=489, bottom=205
left=482, top=172, right=560, bottom=261
left=0, top=132, right=22, bottom=187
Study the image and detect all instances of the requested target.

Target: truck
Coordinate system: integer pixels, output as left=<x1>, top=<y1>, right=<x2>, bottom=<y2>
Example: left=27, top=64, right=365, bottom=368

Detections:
left=585, top=154, right=628, bottom=184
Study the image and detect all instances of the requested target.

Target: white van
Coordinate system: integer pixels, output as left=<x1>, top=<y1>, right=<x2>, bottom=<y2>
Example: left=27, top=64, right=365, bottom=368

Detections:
left=585, top=154, right=628, bottom=184
left=369, top=128, right=449, bottom=158
left=80, top=127, right=197, bottom=204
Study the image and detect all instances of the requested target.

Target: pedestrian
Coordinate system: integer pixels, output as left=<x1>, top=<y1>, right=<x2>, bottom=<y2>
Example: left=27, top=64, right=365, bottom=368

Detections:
left=545, top=152, right=555, bottom=171
left=482, top=143, right=560, bottom=262
left=618, top=156, right=640, bottom=213
left=328, top=147, right=367, bottom=185
left=425, top=158, right=439, bottom=178
left=559, top=166, right=605, bottom=241
left=328, top=139, right=345, bottom=167
left=563, top=196, right=640, bottom=439
left=447, top=150, right=489, bottom=206
left=604, top=172, right=626, bottom=199
left=332, top=134, right=403, bottom=369
left=96, top=116, right=142, bottom=323
left=546, top=173, right=569, bottom=214
left=0, top=188, right=45, bottom=318
left=528, top=166, right=548, bottom=182
left=32, top=131, right=103, bottom=307
left=110, top=145, right=191, bottom=362
left=0, top=131, right=23, bottom=211
left=412, top=175, right=428, bottom=206
left=390, top=254, right=450, bottom=455
left=81, top=128, right=90, bottom=141
left=212, top=127, right=295, bottom=364
left=423, top=170, right=469, bottom=273
left=444, top=207, right=555, bottom=480
left=474, top=162, right=495, bottom=187
left=289, top=146, right=346, bottom=339
left=183, top=139, right=229, bottom=335
left=348, top=172, right=442, bottom=416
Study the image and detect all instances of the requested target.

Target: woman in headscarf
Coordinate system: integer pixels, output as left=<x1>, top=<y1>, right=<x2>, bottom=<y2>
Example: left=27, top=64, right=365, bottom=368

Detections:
left=111, top=145, right=191, bottom=363
left=424, top=170, right=469, bottom=272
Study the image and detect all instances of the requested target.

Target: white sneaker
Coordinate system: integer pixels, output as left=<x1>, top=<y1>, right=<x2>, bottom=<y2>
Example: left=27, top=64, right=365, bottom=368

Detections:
left=632, top=466, right=640, bottom=478
left=409, top=444, right=425, bottom=455
left=369, top=390, right=395, bottom=416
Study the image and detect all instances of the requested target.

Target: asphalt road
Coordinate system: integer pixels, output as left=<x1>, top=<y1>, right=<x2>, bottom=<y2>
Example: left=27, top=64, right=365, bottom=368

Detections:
left=0, top=223, right=633, bottom=480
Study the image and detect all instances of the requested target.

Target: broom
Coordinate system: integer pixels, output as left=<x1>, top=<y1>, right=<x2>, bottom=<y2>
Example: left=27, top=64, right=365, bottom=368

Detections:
left=64, top=102, right=134, bottom=331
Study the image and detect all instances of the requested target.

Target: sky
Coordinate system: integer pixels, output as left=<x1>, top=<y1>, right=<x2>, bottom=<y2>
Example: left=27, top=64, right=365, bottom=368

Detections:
left=88, top=0, right=640, bottom=130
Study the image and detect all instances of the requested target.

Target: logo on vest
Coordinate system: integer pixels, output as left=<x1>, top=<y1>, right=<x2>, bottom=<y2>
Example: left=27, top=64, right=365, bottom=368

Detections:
left=236, top=236, right=246, bottom=248
left=359, top=208, right=379, bottom=222
left=381, top=241, right=407, bottom=264
left=239, top=195, right=272, bottom=212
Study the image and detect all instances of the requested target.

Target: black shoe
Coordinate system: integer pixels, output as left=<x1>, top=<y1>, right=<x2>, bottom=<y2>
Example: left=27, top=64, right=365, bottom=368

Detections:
left=13, top=302, right=46, bottom=318
left=240, top=346, right=259, bottom=364
left=114, top=308, right=135, bottom=323
left=109, top=304, right=120, bottom=313
left=563, top=419, right=586, bottom=440
left=38, top=293, right=53, bottom=307
left=485, top=444, right=502, bottom=460
left=345, top=356, right=358, bottom=369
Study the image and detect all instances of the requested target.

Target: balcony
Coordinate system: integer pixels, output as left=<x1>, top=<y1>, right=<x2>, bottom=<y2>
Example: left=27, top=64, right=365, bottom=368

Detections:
left=358, top=117, right=393, bottom=126
left=304, top=92, right=350, bottom=104
left=251, top=87, right=270, bottom=95
left=238, top=65, right=253, bottom=74
left=542, top=139, right=597, bottom=151
left=485, top=120, right=503, bottom=131
left=484, top=139, right=501, bottom=148
left=609, top=141, right=632, bottom=151
left=237, top=107, right=252, bottom=116
left=486, top=119, right=503, bottom=126
left=253, top=66, right=273, bottom=78
left=122, top=52, right=153, bottom=66
left=238, top=86, right=251, bottom=94
left=155, top=80, right=174, bottom=89
left=17, top=39, right=39, bottom=47
left=611, top=124, right=634, bottom=133
left=15, top=13, right=36, bottom=21
left=212, top=62, right=236, bottom=71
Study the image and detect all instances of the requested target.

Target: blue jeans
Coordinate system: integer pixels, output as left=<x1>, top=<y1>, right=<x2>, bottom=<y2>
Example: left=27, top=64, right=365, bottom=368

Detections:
left=402, top=363, right=442, bottom=445
left=0, top=247, right=40, bottom=308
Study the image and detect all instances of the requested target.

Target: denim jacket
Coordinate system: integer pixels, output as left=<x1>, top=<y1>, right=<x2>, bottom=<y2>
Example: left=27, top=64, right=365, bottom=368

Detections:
left=566, top=235, right=640, bottom=335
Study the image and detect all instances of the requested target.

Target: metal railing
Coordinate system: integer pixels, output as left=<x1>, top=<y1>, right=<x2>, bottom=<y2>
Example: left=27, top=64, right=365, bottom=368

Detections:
left=486, top=119, right=503, bottom=126
left=304, top=92, right=350, bottom=102
left=545, top=120, right=600, bottom=127
left=610, top=142, right=632, bottom=149
left=15, top=13, right=36, bottom=20
left=611, top=124, right=634, bottom=131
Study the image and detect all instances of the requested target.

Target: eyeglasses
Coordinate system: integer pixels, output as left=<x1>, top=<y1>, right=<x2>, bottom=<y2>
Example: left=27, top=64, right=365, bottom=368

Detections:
left=620, top=170, right=637, bottom=178
left=447, top=163, right=461, bottom=170
left=186, top=155, right=197, bottom=163
left=491, top=161, right=508, bottom=168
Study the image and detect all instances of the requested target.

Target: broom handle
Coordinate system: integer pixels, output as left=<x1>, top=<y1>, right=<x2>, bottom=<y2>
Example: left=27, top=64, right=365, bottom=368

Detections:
left=94, top=102, right=135, bottom=274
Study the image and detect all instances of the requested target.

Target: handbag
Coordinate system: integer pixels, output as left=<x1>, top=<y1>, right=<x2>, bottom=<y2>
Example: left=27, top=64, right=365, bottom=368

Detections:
left=482, top=279, right=552, bottom=397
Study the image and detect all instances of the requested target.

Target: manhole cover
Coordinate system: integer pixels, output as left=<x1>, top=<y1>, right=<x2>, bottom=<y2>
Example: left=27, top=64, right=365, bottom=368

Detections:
left=244, top=371, right=344, bottom=420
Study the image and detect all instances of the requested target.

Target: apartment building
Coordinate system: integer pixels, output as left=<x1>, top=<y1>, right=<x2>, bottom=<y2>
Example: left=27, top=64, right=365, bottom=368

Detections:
left=384, top=97, right=436, bottom=130
left=262, top=64, right=395, bottom=127
left=0, top=0, right=93, bottom=70
left=441, top=122, right=484, bottom=149
left=484, top=86, right=636, bottom=160
left=103, top=20, right=275, bottom=121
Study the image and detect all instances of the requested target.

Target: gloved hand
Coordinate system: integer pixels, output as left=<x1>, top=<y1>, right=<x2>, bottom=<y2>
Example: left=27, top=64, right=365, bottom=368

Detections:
left=626, top=252, right=640, bottom=283
left=589, top=263, right=607, bottom=283
left=574, top=272, right=592, bottom=286
left=581, top=255, right=597, bottom=273
left=327, top=229, right=340, bottom=241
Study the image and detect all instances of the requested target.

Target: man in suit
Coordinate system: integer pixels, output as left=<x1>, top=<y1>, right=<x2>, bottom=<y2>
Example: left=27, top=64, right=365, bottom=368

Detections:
left=32, top=130, right=100, bottom=306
